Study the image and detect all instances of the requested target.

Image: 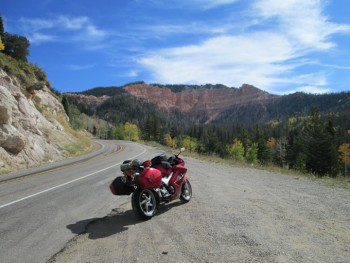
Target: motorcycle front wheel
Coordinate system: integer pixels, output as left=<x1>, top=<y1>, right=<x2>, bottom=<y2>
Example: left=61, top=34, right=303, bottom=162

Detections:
left=132, top=188, right=158, bottom=220
left=180, top=179, right=192, bottom=203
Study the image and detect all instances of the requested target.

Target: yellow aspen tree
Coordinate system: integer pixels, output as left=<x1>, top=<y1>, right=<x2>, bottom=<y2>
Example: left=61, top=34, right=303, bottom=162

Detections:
left=124, top=122, right=139, bottom=141
left=165, top=133, right=176, bottom=148
left=0, top=37, right=4, bottom=51
left=183, top=135, right=197, bottom=153
left=339, top=143, right=350, bottom=176
left=267, top=137, right=277, bottom=150
left=229, top=139, right=244, bottom=161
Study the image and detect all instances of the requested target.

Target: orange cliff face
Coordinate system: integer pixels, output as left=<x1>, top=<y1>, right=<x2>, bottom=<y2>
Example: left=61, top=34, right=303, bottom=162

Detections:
left=124, top=83, right=178, bottom=110
left=124, top=83, right=277, bottom=121
left=64, top=82, right=279, bottom=124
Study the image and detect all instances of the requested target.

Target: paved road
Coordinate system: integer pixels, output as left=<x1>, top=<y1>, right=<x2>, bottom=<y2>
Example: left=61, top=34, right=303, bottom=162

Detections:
left=0, top=140, right=152, bottom=263
left=50, top=152, right=350, bottom=263
left=2, top=141, right=350, bottom=263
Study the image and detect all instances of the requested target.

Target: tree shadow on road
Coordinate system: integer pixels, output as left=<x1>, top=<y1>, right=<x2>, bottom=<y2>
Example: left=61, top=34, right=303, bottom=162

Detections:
left=66, top=201, right=186, bottom=240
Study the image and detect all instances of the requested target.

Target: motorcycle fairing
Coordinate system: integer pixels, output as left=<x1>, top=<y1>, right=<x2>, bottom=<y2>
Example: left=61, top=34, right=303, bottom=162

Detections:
left=135, top=167, right=162, bottom=189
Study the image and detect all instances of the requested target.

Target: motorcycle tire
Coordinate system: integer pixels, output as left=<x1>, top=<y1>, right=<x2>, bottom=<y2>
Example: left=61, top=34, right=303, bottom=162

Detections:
left=131, top=188, right=158, bottom=220
left=180, top=179, right=192, bottom=203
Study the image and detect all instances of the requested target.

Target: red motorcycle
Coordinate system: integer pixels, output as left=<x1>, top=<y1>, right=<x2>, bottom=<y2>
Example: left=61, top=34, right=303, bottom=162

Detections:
left=109, top=148, right=192, bottom=219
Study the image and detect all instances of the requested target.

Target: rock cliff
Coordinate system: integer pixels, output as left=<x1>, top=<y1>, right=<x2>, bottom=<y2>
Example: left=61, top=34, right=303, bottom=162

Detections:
left=124, top=83, right=277, bottom=123
left=0, top=66, right=90, bottom=174
left=63, top=82, right=349, bottom=127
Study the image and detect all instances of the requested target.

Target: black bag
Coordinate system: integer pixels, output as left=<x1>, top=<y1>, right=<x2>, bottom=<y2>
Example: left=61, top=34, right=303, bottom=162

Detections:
left=109, top=176, right=134, bottom=195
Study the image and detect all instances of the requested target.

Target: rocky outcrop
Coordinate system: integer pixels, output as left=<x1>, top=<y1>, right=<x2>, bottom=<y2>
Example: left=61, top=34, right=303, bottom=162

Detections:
left=64, top=82, right=279, bottom=124
left=124, top=83, right=277, bottom=122
left=0, top=67, right=87, bottom=174
left=64, top=92, right=111, bottom=108
left=0, top=85, right=26, bottom=154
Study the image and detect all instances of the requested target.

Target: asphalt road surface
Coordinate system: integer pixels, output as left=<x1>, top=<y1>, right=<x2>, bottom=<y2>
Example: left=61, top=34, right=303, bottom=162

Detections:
left=0, top=140, right=152, bottom=263
left=1, top=140, right=350, bottom=263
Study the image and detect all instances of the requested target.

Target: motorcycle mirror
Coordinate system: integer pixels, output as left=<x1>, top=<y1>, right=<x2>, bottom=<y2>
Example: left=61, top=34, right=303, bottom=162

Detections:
left=176, top=147, right=185, bottom=156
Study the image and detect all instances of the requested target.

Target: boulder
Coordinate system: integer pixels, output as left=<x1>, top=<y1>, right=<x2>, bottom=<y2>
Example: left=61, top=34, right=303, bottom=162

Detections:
left=0, top=124, right=26, bottom=154
left=1, top=134, right=26, bottom=154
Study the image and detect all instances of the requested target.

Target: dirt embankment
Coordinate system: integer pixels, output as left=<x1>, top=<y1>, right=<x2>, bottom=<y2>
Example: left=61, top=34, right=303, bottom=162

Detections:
left=50, top=158, right=350, bottom=263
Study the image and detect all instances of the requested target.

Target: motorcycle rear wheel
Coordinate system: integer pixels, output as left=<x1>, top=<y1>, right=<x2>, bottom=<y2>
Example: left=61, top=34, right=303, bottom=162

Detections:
left=132, top=188, right=158, bottom=220
left=180, top=179, right=192, bottom=203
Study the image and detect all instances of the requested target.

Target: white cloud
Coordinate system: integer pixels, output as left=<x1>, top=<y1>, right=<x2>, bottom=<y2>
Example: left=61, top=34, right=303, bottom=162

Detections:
left=148, top=0, right=239, bottom=10
left=285, top=85, right=331, bottom=95
left=68, top=64, right=95, bottom=71
left=29, top=32, right=56, bottom=44
left=127, top=70, right=139, bottom=77
left=138, top=0, right=350, bottom=93
left=194, top=0, right=240, bottom=9
left=57, top=16, right=89, bottom=30
left=19, top=16, right=108, bottom=45
left=139, top=33, right=298, bottom=87
left=253, top=0, right=350, bottom=50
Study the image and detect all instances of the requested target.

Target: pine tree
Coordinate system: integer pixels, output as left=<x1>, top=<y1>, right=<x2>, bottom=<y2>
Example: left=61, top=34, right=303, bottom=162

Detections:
left=246, top=143, right=258, bottom=164
left=286, top=128, right=306, bottom=170
left=142, top=115, right=152, bottom=140
left=2, top=32, right=30, bottom=61
left=303, top=107, right=339, bottom=177
left=254, top=125, right=272, bottom=164
left=152, top=114, right=161, bottom=142
left=0, top=16, right=4, bottom=36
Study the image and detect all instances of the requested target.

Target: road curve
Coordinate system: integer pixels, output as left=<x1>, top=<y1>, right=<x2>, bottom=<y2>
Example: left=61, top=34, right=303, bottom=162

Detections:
left=0, top=140, right=152, bottom=263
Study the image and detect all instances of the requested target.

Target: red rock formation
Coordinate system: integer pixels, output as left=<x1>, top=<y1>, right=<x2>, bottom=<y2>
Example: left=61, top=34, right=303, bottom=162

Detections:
left=124, top=83, right=277, bottom=122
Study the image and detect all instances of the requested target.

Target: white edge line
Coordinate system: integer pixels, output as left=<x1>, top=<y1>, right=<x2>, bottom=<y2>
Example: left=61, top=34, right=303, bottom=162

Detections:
left=0, top=146, right=147, bottom=210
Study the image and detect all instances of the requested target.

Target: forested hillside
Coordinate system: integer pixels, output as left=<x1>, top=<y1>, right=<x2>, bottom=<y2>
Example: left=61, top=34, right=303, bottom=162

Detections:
left=215, top=91, right=350, bottom=124
left=63, top=83, right=350, bottom=178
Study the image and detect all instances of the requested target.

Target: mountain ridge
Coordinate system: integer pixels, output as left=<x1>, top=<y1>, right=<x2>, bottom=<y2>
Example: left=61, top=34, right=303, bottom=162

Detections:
left=64, top=82, right=349, bottom=125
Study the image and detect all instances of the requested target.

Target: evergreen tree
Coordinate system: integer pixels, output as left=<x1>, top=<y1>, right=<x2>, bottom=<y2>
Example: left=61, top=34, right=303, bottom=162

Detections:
left=303, top=107, right=339, bottom=177
left=142, top=115, right=152, bottom=140
left=2, top=32, right=30, bottom=61
left=152, top=114, right=162, bottom=142
left=286, top=128, right=306, bottom=170
left=238, top=127, right=250, bottom=157
left=254, top=125, right=272, bottom=164
left=246, top=143, right=258, bottom=164
left=62, top=96, right=69, bottom=115
left=0, top=16, right=4, bottom=36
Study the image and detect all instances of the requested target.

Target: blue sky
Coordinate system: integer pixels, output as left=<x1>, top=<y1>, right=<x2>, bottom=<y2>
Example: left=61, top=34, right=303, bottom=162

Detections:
left=1, top=0, right=350, bottom=94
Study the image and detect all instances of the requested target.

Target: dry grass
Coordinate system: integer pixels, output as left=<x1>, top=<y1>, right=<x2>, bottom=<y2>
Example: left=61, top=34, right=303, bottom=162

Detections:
left=49, top=114, right=98, bottom=157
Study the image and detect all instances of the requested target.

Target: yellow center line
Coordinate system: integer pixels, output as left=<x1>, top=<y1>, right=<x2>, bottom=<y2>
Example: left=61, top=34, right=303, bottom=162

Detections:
left=0, top=144, right=125, bottom=185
